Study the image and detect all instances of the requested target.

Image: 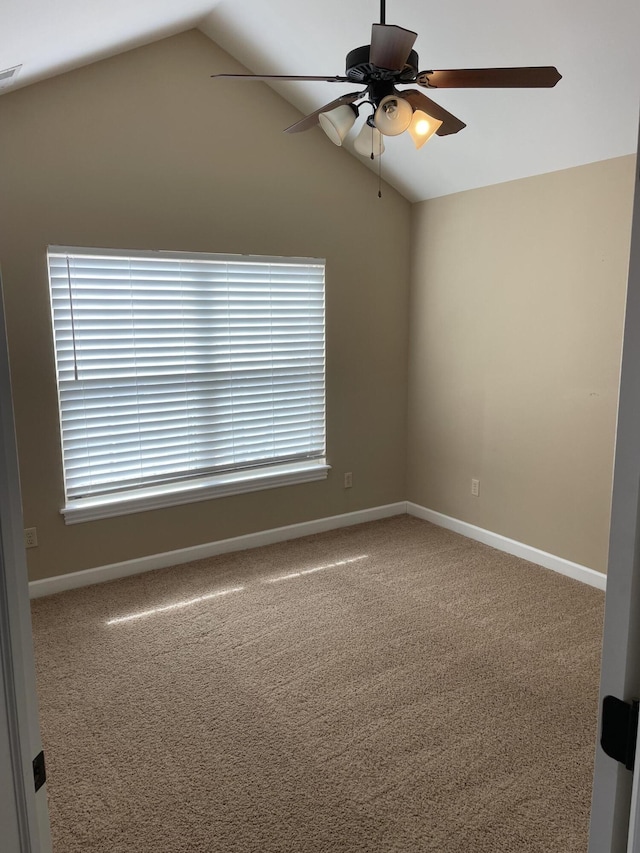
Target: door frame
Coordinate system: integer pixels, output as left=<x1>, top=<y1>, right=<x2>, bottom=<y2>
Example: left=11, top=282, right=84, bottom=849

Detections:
left=588, top=140, right=640, bottom=850
left=0, top=270, right=52, bottom=853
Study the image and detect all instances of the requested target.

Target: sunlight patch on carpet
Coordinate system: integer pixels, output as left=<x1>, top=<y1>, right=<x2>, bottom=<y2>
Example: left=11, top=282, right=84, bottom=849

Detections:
left=106, top=586, right=245, bottom=625
left=265, top=555, right=368, bottom=584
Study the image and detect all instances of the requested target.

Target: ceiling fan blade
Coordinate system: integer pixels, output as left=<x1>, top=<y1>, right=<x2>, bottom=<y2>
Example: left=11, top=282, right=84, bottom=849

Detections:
left=211, top=73, right=351, bottom=82
left=370, top=24, right=417, bottom=71
left=402, top=90, right=466, bottom=136
left=418, top=66, right=562, bottom=88
left=284, top=92, right=364, bottom=134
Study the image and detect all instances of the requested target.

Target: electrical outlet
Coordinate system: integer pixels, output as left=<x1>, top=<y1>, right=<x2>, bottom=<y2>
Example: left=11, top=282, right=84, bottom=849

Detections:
left=24, top=527, right=38, bottom=548
left=344, top=472, right=353, bottom=489
left=471, top=479, right=480, bottom=497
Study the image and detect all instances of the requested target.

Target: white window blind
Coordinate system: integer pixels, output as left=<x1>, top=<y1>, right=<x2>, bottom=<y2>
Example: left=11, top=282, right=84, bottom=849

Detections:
left=47, top=247, right=326, bottom=509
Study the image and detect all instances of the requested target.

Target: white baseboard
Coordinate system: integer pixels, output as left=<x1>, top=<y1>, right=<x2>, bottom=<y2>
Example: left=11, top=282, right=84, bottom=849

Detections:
left=29, top=500, right=607, bottom=598
left=406, top=502, right=607, bottom=590
left=28, top=502, right=407, bottom=598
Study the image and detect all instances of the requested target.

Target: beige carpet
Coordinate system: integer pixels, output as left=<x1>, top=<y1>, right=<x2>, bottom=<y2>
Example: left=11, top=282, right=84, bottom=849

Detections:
left=31, top=515, right=604, bottom=852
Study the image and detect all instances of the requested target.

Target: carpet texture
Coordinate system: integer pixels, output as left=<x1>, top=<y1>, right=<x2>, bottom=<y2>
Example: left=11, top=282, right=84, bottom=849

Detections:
left=31, top=515, right=604, bottom=852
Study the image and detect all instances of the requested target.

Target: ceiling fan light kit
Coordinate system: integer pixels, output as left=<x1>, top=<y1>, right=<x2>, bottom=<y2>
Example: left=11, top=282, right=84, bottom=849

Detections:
left=318, top=103, right=359, bottom=146
left=374, top=94, right=413, bottom=136
left=408, top=110, right=443, bottom=149
left=211, top=1, right=561, bottom=163
left=353, top=121, right=385, bottom=158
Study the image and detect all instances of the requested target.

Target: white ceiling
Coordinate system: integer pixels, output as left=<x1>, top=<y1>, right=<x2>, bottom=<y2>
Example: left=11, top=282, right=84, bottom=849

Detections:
left=2, top=0, right=640, bottom=202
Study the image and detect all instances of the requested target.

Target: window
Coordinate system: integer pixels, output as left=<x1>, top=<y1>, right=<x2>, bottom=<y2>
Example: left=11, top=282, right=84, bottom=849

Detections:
left=47, top=247, right=327, bottom=523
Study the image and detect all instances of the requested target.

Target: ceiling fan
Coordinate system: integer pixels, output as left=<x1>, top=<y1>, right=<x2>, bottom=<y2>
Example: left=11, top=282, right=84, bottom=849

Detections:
left=211, top=0, right=561, bottom=158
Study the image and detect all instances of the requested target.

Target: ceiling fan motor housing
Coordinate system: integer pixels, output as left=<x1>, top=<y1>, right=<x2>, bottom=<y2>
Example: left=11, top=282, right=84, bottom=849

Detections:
left=345, top=45, right=419, bottom=83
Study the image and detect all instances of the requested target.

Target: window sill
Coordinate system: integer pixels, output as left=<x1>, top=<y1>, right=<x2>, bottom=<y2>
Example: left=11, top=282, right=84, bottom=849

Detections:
left=61, top=459, right=330, bottom=525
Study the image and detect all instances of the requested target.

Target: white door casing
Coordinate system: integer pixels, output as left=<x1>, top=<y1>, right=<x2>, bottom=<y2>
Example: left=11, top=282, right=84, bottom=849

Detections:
left=588, top=137, right=640, bottom=850
left=0, top=270, right=52, bottom=853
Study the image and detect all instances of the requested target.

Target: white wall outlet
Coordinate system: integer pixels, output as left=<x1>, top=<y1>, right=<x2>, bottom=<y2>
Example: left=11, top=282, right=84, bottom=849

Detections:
left=344, top=472, right=353, bottom=488
left=24, top=527, right=38, bottom=548
left=471, top=478, right=480, bottom=497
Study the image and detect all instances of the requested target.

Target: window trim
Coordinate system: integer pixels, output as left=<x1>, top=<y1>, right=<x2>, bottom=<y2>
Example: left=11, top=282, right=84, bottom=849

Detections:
left=61, top=458, right=330, bottom=524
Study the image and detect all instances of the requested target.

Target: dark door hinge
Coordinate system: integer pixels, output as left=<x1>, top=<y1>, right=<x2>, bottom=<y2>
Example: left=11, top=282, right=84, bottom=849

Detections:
left=601, top=696, right=639, bottom=771
left=33, top=750, right=46, bottom=793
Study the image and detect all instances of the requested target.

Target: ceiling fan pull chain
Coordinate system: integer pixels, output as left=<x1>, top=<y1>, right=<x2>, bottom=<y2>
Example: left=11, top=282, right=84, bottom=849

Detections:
left=367, top=121, right=382, bottom=197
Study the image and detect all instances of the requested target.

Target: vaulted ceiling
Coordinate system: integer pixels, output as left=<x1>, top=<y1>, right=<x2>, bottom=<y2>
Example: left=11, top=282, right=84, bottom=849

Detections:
left=2, top=0, right=639, bottom=201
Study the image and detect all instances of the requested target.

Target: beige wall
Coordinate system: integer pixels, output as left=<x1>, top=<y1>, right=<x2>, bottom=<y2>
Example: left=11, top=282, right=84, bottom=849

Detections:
left=0, top=30, right=411, bottom=581
left=408, top=156, right=636, bottom=572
